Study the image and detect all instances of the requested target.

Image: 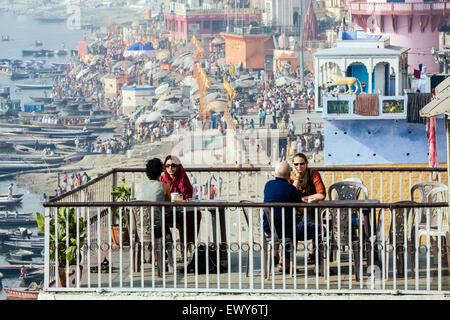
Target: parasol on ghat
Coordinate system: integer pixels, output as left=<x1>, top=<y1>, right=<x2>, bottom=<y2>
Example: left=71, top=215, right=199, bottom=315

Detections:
left=155, top=69, right=169, bottom=80
left=156, top=49, right=170, bottom=61
left=136, top=110, right=161, bottom=124
left=206, top=92, right=219, bottom=103
left=155, top=83, right=169, bottom=96
left=144, top=60, right=153, bottom=70
left=180, top=76, right=194, bottom=86
left=160, top=103, right=182, bottom=114
left=206, top=100, right=228, bottom=113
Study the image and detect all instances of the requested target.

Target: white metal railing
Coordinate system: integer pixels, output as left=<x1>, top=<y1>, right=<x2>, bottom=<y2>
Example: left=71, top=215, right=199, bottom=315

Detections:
left=42, top=167, right=449, bottom=294
left=42, top=201, right=450, bottom=294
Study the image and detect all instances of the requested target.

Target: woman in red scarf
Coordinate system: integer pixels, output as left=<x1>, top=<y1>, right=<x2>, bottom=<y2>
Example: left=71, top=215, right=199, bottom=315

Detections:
left=160, top=155, right=200, bottom=252
left=160, top=155, right=193, bottom=199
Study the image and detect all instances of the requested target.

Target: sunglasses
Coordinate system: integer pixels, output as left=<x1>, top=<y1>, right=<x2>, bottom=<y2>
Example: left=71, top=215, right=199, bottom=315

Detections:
left=293, top=162, right=306, bottom=166
left=165, top=164, right=177, bottom=168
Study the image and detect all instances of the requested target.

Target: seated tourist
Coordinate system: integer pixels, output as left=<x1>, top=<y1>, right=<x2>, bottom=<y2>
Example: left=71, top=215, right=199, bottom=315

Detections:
left=135, top=158, right=171, bottom=238
left=263, top=161, right=323, bottom=273
left=160, top=155, right=201, bottom=252
left=289, top=152, right=326, bottom=204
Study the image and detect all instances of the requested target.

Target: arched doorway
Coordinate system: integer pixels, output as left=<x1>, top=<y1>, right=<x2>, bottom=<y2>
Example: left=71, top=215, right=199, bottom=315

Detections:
left=346, top=62, right=368, bottom=94
left=373, top=61, right=393, bottom=96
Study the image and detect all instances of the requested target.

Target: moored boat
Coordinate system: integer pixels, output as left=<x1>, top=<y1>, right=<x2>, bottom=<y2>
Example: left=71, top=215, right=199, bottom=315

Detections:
left=0, top=198, right=22, bottom=206
left=22, top=50, right=37, bottom=56
left=15, top=82, right=53, bottom=90
left=7, top=258, right=43, bottom=265
left=0, top=194, right=24, bottom=198
left=3, top=286, right=39, bottom=300
left=2, top=241, right=43, bottom=252
left=9, top=249, right=36, bottom=260
left=10, top=72, right=30, bottom=81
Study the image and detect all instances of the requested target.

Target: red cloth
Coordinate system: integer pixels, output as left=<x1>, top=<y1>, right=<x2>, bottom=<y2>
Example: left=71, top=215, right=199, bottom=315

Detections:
left=414, top=69, right=421, bottom=79
left=160, top=155, right=193, bottom=199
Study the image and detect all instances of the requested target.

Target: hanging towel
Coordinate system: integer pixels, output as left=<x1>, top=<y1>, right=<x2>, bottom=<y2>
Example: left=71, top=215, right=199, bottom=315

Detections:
left=355, top=94, right=379, bottom=116
left=414, top=69, right=421, bottom=79
left=407, top=93, right=432, bottom=124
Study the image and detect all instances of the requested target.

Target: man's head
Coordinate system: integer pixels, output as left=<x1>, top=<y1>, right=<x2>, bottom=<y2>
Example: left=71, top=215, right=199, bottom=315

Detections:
left=274, top=161, right=291, bottom=180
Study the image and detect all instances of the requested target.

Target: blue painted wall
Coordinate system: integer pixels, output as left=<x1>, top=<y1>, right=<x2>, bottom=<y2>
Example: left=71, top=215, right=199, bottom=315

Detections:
left=347, top=65, right=368, bottom=94
left=324, top=118, right=447, bottom=165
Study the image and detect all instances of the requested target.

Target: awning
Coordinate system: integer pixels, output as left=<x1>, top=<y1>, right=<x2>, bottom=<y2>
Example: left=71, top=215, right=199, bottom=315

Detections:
left=419, top=76, right=450, bottom=117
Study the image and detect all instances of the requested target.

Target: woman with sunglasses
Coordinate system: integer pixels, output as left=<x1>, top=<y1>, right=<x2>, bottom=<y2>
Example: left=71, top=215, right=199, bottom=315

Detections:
left=290, top=153, right=326, bottom=203
left=290, top=152, right=326, bottom=266
left=160, top=155, right=200, bottom=256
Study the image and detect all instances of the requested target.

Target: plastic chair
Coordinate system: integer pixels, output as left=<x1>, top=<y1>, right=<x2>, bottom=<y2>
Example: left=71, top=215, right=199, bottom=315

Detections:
left=377, top=201, right=415, bottom=279
left=132, top=207, right=173, bottom=276
left=240, top=201, right=293, bottom=279
left=328, top=180, right=369, bottom=201
left=240, top=201, right=267, bottom=278
left=321, top=206, right=362, bottom=281
left=324, top=180, right=369, bottom=268
left=416, top=186, right=449, bottom=270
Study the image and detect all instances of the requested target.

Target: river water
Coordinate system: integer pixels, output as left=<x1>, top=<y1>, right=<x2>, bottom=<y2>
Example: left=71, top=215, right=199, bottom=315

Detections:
left=0, top=11, right=86, bottom=299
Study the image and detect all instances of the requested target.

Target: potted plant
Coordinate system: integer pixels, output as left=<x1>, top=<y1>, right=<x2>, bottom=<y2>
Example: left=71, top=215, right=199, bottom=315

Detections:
left=36, top=207, right=86, bottom=287
left=111, top=178, right=134, bottom=246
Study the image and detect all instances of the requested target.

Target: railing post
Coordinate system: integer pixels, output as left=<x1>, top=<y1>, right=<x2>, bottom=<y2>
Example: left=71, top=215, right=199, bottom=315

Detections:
left=44, top=207, right=50, bottom=289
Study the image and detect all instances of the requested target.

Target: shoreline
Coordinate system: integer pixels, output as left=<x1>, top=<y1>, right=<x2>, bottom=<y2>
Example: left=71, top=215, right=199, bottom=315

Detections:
left=0, top=1, right=145, bottom=28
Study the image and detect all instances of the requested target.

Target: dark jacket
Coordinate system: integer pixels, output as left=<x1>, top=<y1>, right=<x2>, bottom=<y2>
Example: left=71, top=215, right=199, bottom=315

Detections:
left=263, top=177, right=303, bottom=238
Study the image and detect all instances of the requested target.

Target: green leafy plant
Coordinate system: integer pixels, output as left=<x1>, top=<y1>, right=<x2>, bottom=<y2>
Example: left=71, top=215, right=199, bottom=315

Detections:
left=111, top=178, right=134, bottom=227
left=36, top=207, right=86, bottom=268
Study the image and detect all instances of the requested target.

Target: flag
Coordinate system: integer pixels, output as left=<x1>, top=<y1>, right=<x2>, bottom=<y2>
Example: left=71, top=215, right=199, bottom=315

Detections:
left=413, top=69, right=421, bottom=79
left=426, top=91, right=438, bottom=181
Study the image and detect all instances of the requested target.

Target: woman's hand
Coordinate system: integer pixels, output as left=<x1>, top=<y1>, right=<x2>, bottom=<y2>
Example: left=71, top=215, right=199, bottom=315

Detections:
left=301, top=196, right=317, bottom=203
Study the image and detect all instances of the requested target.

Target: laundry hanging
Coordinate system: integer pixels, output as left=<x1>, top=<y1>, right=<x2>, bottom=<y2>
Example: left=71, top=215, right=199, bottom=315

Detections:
left=355, top=94, right=379, bottom=116
left=407, top=93, right=432, bottom=124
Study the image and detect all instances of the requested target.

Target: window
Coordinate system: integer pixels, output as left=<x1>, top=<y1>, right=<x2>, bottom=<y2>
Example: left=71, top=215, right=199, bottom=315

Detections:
left=203, top=20, right=210, bottom=29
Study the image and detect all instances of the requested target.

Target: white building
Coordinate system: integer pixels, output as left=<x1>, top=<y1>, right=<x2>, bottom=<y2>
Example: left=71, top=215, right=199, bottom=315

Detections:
left=121, top=85, right=156, bottom=115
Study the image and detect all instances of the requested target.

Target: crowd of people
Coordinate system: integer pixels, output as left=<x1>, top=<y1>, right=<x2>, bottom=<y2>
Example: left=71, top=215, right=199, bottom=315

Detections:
left=49, top=171, right=91, bottom=198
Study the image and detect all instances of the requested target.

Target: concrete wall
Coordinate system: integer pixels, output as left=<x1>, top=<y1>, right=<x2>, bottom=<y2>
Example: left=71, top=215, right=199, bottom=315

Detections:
left=370, top=15, right=440, bottom=73
left=324, top=117, right=447, bottom=165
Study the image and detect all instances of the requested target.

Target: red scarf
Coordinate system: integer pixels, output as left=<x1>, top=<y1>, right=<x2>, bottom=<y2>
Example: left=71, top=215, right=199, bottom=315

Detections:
left=160, top=155, right=193, bottom=199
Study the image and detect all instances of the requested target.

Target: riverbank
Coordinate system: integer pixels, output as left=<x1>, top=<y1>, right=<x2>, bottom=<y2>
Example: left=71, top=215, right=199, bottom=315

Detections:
left=0, top=0, right=145, bottom=28
left=15, top=135, right=180, bottom=196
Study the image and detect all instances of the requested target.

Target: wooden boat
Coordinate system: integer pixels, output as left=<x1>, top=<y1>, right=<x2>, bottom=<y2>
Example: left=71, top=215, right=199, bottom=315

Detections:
left=9, top=249, right=36, bottom=260
left=20, top=269, right=44, bottom=286
left=2, top=241, right=43, bottom=252
left=22, top=50, right=36, bottom=56
left=0, top=264, right=42, bottom=276
left=0, top=193, right=24, bottom=198
left=0, top=217, right=38, bottom=228
left=10, top=72, right=29, bottom=80
left=0, top=198, right=22, bottom=206
left=3, top=286, right=39, bottom=299
left=13, top=144, right=36, bottom=153
left=6, top=235, right=44, bottom=242
left=55, top=49, right=68, bottom=56
left=7, top=258, right=43, bottom=265
left=15, top=82, right=53, bottom=90
left=29, top=96, right=53, bottom=103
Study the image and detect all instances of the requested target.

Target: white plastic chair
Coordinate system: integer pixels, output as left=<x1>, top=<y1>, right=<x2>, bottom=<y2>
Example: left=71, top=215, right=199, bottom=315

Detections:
left=416, top=186, right=449, bottom=270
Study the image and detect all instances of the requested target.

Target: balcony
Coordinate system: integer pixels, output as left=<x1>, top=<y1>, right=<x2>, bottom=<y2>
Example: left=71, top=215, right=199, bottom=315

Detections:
left=345, top=0, right=449, bottom=15
left=41, top=167, right=450, bottom=297
left=322, top=94, right=408, bottom=120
